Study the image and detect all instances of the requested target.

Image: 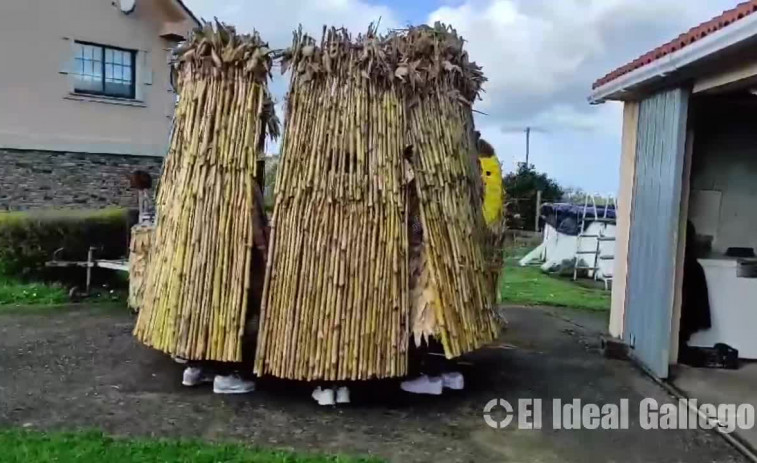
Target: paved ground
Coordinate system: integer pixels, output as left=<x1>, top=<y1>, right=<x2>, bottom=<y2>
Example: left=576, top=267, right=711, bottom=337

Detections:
left=674, top=362, right=757, bottom=449
left=0, top=304, right=747, bottom=463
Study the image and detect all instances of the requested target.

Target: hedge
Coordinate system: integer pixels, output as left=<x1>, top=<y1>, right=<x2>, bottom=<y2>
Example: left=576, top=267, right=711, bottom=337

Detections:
left=0, top=208, right=133, bottom=279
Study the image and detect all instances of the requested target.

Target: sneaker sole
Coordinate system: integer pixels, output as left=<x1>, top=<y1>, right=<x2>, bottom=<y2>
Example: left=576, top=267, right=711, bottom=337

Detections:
left=182, top=379, right=214, bottom=387
left=400, top=387, right=443, bottom=395
left=213, top=388, right=255, bottom=394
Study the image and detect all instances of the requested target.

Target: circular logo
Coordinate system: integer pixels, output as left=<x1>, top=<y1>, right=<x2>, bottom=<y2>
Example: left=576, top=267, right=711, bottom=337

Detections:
left=483, top=399, right=514, bottom=429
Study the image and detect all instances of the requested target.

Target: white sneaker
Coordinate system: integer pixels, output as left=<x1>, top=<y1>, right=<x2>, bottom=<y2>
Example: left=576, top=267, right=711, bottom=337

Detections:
left=442, top=372, right=464, bottom=390
left=336, top=386, right=351, bottom=404
left=311, top=387, right=336, bottom=406
left=400, top=375, right=443, bottom=395
left=182, top=367, right=214, bottom=387
left=213, top=374, right=255, bottom=394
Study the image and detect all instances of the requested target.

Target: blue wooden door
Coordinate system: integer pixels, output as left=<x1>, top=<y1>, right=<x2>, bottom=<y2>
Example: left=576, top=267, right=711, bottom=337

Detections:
left=624, top=88, right=689, bottom=379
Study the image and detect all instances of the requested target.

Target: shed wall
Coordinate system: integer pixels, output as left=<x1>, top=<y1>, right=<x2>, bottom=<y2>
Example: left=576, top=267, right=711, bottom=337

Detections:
left=624, top=88, right=689, bottom=379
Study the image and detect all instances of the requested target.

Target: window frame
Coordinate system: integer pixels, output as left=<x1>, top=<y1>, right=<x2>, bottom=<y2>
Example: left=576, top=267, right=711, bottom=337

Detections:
left=73, top=41, right=137, bottom=100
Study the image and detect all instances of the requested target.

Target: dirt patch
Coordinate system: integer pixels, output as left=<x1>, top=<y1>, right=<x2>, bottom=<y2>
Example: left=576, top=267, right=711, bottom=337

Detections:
left=0, top=305, right=747, bottom=463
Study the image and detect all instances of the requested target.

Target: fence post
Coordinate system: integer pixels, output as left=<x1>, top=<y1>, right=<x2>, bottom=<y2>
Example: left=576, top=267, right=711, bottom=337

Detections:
left=535, top=190, right=542, bottom=232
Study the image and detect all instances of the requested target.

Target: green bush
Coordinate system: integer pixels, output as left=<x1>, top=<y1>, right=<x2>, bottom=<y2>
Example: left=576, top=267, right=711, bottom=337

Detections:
left=0, top=208, right=131, bottom=279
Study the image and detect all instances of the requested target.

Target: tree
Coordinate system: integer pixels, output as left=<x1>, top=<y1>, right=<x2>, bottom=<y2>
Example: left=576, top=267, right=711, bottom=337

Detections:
left=503, top=163, right=564, bottom=231
left=560, top=186, right=587, bottom=204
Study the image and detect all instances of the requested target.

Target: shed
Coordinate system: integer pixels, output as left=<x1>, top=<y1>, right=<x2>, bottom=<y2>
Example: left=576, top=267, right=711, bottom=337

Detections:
left=591, top=0, right=757, bottom=380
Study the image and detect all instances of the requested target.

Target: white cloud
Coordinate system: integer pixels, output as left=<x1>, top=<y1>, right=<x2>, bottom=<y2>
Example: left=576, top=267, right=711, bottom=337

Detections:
left=182, top=0, right=739, bottom=190
left=428, top=0, right=736, bottom=190
left=184, top=0, right=398, bottom=50
left=521, top=103, right=622, bottom=135
left=478, top=102, right=624, bottom=194
left=430, top=0, right=735, bottom=130
left=431, top=1, right=602, bottom=102
left=183, top=0, right=399, bottom=154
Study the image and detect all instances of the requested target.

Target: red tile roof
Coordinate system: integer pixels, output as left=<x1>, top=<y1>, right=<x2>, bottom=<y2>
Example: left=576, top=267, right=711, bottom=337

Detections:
left=592, top=0, right=757, bottom=89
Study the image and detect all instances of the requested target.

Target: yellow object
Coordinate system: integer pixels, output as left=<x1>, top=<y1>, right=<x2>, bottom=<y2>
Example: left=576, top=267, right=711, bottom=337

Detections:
left=479, top=155, right=504, bottom=226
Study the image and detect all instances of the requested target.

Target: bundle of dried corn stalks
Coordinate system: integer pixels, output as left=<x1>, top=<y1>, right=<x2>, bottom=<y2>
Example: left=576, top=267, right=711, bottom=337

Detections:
left=254, top=27, right=410, bottom=381
left=396, top=24, right=500, bottom=356
left=128, top=224, right=153, bottom=312
left=255, top=24, right=501, bottom=381
left=133, top=22, right=278, bottom=362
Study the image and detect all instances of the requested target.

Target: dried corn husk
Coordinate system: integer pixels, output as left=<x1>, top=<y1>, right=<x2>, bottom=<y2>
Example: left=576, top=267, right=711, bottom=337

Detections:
left=255, top=23, right=501, bottom=380
left=254, top=26, right=409, bottom=381
left=133, top=22, right=279, bottom=362
left=128, top=225, right=153, bottom=311
left=393, top=24, right=500, bottom=356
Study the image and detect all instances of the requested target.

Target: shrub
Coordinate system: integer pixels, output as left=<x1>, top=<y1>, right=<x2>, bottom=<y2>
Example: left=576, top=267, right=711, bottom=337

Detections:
left=503, top=164, right=564, bottom=231
left=0, top=208, right=132, bottom=279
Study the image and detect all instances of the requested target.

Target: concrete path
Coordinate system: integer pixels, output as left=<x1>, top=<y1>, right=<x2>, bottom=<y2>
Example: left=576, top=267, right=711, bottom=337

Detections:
left=0, top=304, right=747, bottom=463
left=674, top=362, right=757, bottom=451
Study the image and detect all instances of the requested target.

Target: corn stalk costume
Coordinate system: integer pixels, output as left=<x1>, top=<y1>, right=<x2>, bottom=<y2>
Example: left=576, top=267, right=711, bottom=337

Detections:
left=134, top=23, right=279, bottom=362
left=254, top=24, right=502, bottom=381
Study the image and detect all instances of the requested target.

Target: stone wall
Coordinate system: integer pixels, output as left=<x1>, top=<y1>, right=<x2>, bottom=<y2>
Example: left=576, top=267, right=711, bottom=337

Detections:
left=0, top=149, right=163, bottom=211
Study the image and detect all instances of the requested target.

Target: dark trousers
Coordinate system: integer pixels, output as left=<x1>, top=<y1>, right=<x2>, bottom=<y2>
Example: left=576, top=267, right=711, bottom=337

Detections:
left=408, top=338, right=454, bottom=377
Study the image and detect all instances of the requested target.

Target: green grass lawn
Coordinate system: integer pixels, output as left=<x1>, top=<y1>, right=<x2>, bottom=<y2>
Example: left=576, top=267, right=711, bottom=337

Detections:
left=498, top=248, right=610, bottom=311
left=0, top=430, right=381, bottom=463
left=0, top=276, right=68, bottom=305
left=0, top=260, right=126, bottom=306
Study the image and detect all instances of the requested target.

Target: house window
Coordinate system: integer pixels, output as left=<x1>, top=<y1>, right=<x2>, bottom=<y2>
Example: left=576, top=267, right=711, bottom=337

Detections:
left=73, top=42, right=136, bottom=99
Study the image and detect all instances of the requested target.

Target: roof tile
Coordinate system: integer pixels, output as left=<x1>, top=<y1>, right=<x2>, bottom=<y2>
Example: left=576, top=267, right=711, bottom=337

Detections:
left=592, top=0, right=757, bottom=89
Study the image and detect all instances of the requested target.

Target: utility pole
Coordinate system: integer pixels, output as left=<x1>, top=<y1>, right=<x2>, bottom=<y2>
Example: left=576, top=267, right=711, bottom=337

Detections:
left=525, top=127, right=531, bottom=166
left=503, top=125, right=543, bottom=167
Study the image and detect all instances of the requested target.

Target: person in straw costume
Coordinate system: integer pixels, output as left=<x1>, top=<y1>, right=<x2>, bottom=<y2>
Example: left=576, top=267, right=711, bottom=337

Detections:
left=180, top=184, right=270, bottom=394
left=400, top=135, right=504, bottom=396
left=132, top=22, right=279, bottom=395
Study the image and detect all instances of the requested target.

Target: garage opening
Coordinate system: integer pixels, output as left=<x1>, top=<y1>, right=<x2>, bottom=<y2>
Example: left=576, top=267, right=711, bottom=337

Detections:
left=673, top=88, right=757, bottom=445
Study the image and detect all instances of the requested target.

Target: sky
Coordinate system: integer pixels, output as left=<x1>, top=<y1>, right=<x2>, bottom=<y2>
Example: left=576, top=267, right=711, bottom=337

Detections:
left=183, top=0, right=741, bottom=194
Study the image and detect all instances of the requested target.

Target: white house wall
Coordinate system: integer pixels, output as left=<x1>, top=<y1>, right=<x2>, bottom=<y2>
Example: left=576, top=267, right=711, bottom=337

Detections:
left=0, top=0, right=192, bottom=157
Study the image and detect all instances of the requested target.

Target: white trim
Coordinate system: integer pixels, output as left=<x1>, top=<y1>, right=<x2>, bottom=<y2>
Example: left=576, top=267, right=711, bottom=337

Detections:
left=64, top=93, right=146, bottom=107
left=0, top=133, right=166, bottom=158
left=693, top=57, right=757, bottom=93
left=135, top=50, right=146, bottom=100
left=60, top=37, right=73, bottom=74
left=609, top=101, right=639, bottom=339
left=590, top=12, right=757, bottom=103
left=142, top=50, right=153, bottom=86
